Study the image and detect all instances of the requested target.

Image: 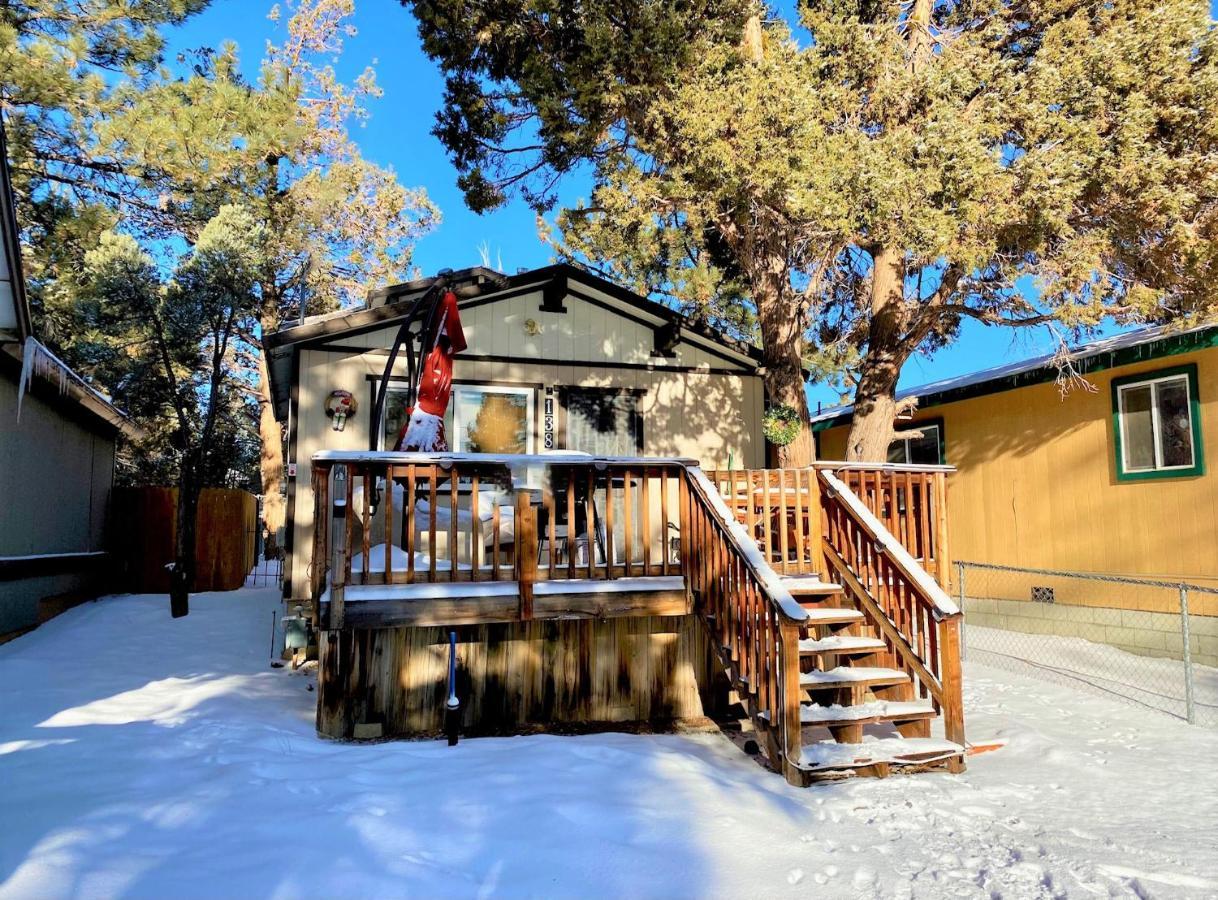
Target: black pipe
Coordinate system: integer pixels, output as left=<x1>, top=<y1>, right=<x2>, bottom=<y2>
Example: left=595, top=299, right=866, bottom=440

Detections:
left=445, top=629, right=460, bottom=746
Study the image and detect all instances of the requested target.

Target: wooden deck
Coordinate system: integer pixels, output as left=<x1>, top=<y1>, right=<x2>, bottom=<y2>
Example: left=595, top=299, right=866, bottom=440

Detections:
left=307, top=452, right=967, bottom=783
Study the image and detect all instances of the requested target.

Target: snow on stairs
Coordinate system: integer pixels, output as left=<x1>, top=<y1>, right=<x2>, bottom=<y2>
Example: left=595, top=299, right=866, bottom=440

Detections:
left=778, top=573, right=964, bottom=782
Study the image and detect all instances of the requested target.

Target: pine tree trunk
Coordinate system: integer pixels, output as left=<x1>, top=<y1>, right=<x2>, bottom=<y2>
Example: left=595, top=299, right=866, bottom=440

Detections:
left=845, top=248, right=908, bottom=462
left=755, top=264, right=813, bottom=468
left=255, top=322, right=286, bottom=559
left=170, top=456, right=200, bottom=618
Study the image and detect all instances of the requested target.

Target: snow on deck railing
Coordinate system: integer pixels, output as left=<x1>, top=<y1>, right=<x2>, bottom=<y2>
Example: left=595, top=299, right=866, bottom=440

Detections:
left=819, top=468, right=959, bottom=619
left=685, top=466, right=808, bottom=623
left=812, top=460, right=957, bottom=474
left=311, top=450, right=700, bottom=467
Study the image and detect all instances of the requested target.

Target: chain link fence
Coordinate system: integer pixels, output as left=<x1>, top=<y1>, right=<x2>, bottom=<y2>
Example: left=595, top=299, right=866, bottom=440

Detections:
left=957, top=561, right=1218, bottom=727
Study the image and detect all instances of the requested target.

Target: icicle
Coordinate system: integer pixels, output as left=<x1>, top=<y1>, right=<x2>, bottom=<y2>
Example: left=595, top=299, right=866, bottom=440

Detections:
left=15, top=336, right=37, bottom=423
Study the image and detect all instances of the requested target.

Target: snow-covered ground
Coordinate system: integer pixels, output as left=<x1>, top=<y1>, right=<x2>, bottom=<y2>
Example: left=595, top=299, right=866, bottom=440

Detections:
left=2, top=589, right=1217, bottom=899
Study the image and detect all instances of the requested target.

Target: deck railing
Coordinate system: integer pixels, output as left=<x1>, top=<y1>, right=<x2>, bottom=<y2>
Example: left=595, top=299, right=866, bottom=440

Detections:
left=309, top=452, right=961, bottom=774
left=709, top=463, right=953, bottom=590
left=684, top=467, right=809, bottom=784
left=818, top=468, right=965, bottom=761
left=310, top=453, right=691, bottom=626
left=711, top=462, right=964, bottom=763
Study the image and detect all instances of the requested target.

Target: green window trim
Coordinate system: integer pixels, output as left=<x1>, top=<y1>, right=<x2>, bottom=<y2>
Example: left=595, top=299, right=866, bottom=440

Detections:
left=1111, top=363, right=1205, bottom=482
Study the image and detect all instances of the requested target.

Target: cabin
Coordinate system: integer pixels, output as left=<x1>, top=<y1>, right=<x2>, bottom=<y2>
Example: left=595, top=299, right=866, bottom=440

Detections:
left=266, top=265, right=967, bottom=784
left=0, top=125, right=142, bottom=641
left=812, top=324, right=1218, bottom=665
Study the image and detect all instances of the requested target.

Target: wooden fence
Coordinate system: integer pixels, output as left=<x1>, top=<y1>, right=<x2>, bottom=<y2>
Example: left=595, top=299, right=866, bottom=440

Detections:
left=111, top=487, right=257, bottom=592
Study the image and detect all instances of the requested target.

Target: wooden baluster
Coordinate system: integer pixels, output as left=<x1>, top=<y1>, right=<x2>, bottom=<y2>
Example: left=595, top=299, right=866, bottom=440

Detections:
left=428, top=468, right=438, bottom=582
left=778, top=469, right=789, bottom=575
left=514, top=489, right=537, bottom=620
left=934, top=472, right=951, bottom=592
left=745, top=471, right=758, bottom=551
left=568, top=468, right=578, bottom=579
left=545, top=485, right=556, bottom=580
left=660, top=468, right=671, bottom=577
left=384, top=465, right=394, bottom=585
left=678, top=472, right=691, bottom=605
left=623, top=468, right=634, bottom=577
left=406, top=467, right=416, bottom=584
left=471, top=472, right=481, bottom=583
left=491, top=490, right=501, bottom=581
left=449, top=466, right=459, bottom=582
left=640, top=467, right=652, bottom=575
left=586, top=469, right=596, bottom=580
left=792, top=468, right=806, bottom=573
left=309, top=466, right=329, bottom=611
left=915, top=474, right=930, bottom=567
left=761, top=472, right=773, bottom=566
left=360, top=470, right=371, bottom=585
left=605, top=469, right=616, bottom=576
left=906, top=472, right=915, bottom=555
left=343, top=468, right=354, bottom=587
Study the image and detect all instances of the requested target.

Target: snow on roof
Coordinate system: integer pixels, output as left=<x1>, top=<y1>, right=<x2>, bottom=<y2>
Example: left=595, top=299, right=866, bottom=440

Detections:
left=810, top=322, right=1218, bottom=424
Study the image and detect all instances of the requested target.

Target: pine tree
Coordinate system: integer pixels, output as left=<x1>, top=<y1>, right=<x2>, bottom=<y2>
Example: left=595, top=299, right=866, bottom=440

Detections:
left=403, top=0, right=1218, bottom=462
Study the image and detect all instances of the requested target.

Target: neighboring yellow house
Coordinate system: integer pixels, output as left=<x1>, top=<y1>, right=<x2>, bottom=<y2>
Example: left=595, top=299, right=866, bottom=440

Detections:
left=266, top=264, right=768, bottom=607
left=812, top=324, right=1218, bottom=664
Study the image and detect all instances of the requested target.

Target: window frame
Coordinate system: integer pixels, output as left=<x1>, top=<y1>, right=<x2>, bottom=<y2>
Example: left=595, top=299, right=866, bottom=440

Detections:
left=888, top=418, right=945, bottom=466
left=558, top=386, right=646, bottom=454
left=369, top=376, right=541, bottom=453
left=1111, top=364, right=1204, bottom=481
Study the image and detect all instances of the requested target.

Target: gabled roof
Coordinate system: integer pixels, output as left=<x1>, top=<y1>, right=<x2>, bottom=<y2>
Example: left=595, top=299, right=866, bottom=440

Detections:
left=265, top=263, right=766, bottom=420
left=810, top=322, right=1218, bottom=430
left=266, top=263, right=762, bottom=360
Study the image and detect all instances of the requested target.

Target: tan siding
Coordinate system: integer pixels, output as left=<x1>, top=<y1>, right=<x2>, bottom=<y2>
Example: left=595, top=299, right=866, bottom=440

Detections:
left=286, top=284, right=764, bottom=601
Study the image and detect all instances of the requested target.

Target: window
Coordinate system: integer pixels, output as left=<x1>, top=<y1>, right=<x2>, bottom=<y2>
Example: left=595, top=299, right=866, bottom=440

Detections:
left=562, top=388, right=644, bottom=455
left=887, top=422, right=943, bottom=465
left=452, top=385, right=536, bottom=453
left=1113, top=365, right=1204, bottom=480
left=376, top=381, right=536, bottom=453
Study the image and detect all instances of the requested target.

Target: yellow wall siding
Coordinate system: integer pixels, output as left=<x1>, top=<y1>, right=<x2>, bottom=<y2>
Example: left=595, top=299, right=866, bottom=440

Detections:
left=817, top=347, right=1218, bottom=590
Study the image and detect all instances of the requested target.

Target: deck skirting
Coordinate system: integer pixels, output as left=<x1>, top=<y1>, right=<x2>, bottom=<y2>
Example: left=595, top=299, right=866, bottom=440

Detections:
left=316, top=614, right=722, bottom=739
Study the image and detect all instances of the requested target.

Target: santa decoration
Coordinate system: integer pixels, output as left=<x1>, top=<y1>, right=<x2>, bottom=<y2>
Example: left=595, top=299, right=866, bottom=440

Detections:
left=396, top=290, right=466, bottom=451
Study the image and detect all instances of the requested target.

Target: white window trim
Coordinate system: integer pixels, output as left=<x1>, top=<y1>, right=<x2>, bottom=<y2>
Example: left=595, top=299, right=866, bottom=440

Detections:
left=890, top=423, right=942, bottom=465
left=1117, top=373, right=1195, bottom=473
left=451, top=384, right=537, bottom=454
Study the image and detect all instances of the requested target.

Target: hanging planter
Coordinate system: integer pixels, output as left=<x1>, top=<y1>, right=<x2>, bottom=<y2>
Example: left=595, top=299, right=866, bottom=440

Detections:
left=762, top=403, right=802, bottom=447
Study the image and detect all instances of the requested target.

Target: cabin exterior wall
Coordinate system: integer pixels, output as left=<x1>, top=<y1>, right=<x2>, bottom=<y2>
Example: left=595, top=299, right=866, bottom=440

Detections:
left=0, top=370, right=116, bottom=636
left=816, top=346, right=1218, bottom=615
left=283, top=286, right=765, bottom=604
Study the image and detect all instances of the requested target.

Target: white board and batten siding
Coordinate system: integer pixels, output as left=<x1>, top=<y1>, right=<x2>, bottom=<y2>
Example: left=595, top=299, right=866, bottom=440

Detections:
left=285, top=283, right=766, bottom=602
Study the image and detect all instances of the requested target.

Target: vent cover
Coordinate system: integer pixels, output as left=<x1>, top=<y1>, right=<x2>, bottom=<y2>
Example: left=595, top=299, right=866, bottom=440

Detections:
left=1031, top=586, right=1055, bottom=604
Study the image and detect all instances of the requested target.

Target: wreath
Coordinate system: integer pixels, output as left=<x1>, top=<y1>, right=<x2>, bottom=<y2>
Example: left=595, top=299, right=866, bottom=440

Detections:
left=762, top=404, right=802, bottom=447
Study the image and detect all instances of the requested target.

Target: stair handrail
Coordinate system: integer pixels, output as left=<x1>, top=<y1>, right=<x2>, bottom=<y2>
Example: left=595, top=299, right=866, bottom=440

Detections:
left=682, top=465, right=809, bottom=784
left=819, top=468, right=959, bottom=620
left=685, top=466, right=810, bottom=624
left=818, top=468, right=965, bottom=757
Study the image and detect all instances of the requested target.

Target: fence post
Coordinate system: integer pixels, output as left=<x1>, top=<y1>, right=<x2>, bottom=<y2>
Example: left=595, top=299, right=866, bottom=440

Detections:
left=1179, top=584, right=1196, bottom=725
left=957, top=560, right=967, bottom=661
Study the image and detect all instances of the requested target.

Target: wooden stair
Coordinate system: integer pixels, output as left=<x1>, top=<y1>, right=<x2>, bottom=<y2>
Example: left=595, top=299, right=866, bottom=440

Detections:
left=782, top=572, right=963, bottom=782
left=686, top=464, right=966, bottom=787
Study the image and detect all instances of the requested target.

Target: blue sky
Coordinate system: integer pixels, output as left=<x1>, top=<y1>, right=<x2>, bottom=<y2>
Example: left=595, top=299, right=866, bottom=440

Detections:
left=166, top=2, right=1203, bottom=410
